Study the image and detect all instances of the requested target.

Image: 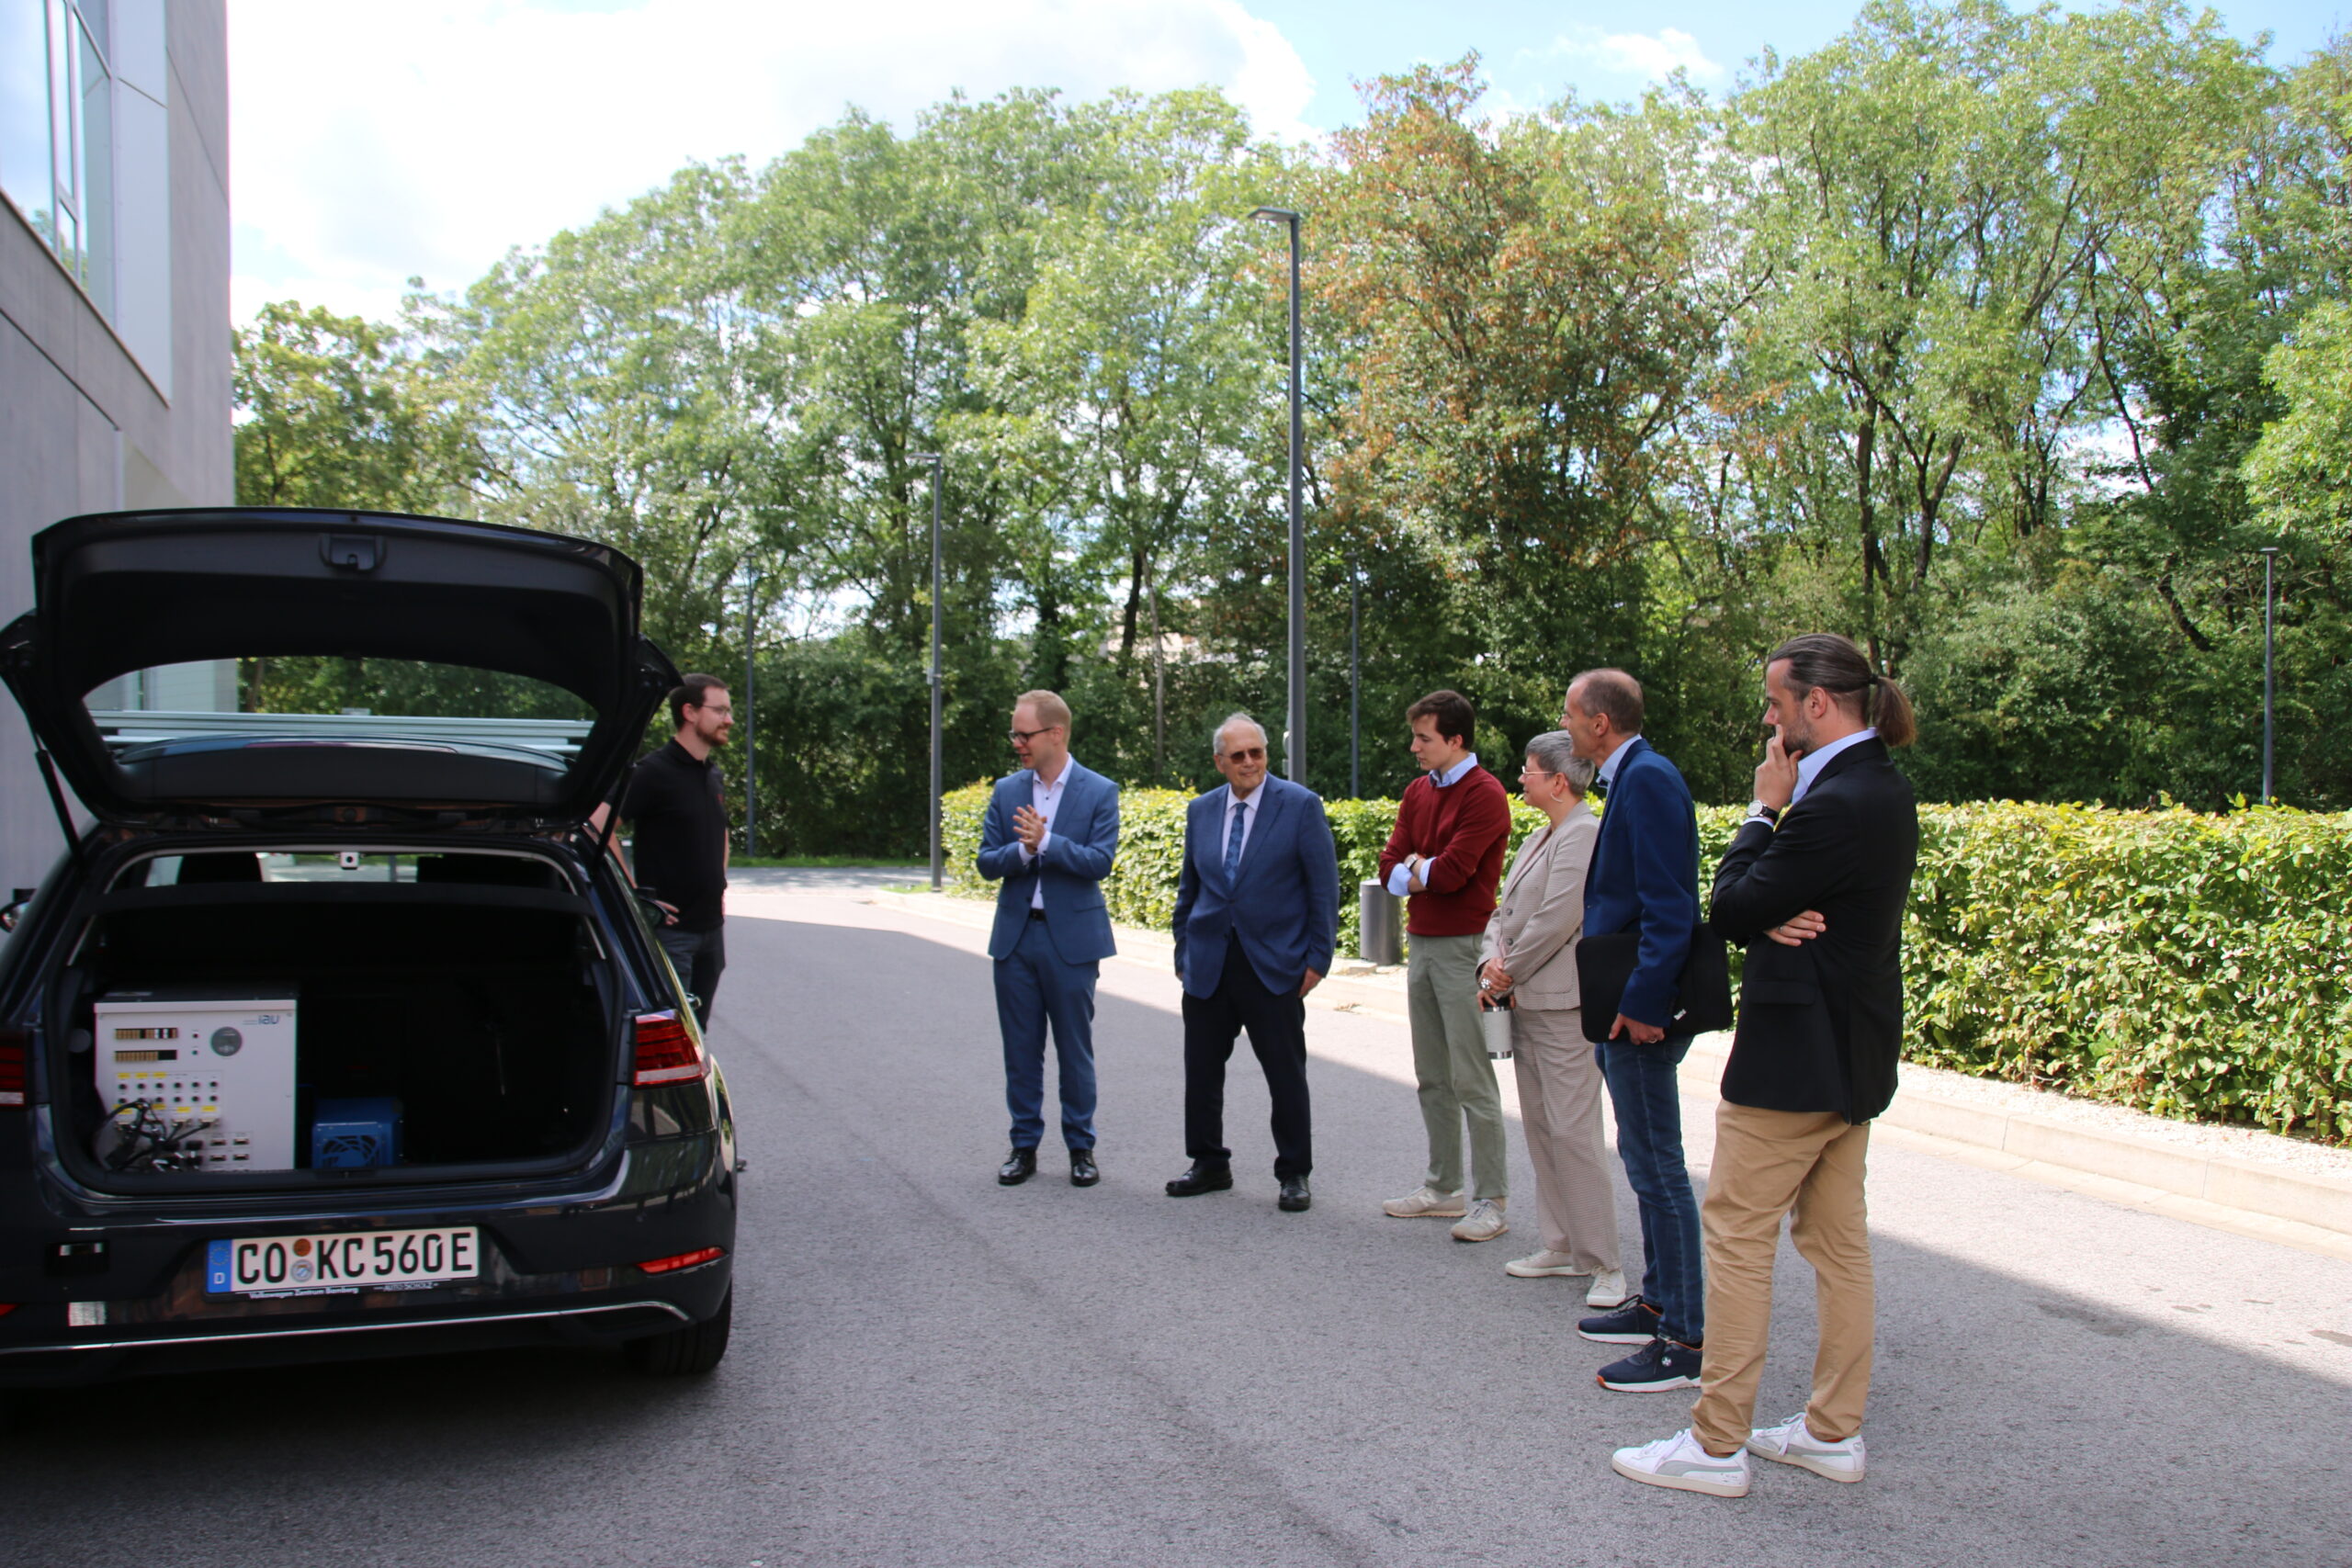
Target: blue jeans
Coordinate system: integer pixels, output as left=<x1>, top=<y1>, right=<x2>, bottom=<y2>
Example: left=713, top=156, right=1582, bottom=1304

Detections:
left=1598, top=1034, right=1704, bottom=1346
left=992, top=915, right=1100, bottom=1151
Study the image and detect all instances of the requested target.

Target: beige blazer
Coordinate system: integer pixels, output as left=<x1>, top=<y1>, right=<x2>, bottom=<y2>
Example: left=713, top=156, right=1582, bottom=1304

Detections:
left=1476, top=801, right=1597, bottom=1012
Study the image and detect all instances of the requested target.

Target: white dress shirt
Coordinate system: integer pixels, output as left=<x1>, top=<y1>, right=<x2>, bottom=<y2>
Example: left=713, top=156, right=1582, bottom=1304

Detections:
left=1385, top=752, right=1480, bottom=897
left=1019, top=760, right=1074, bottom=909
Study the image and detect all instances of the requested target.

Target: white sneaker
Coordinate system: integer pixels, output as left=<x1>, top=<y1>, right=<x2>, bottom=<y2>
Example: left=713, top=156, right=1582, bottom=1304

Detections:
left=1382, top=1185, right=1466, bottom=1219
left=1746, top=1413, right=1866, bottom=1483
left=1504, top=1249, right=1582, bottom=1278
left=1450, top=1197, right=1509, bottom=1242
left=1611, top=1428, right=1751, bottom=1498
left=1585, top=1268, right=1630, bottom=1308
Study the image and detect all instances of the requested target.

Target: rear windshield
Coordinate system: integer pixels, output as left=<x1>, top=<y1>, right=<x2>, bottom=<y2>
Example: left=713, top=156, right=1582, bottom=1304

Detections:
left=114, top=849, right=580, bottom=894
left=85, top=659, right=595, bottom=760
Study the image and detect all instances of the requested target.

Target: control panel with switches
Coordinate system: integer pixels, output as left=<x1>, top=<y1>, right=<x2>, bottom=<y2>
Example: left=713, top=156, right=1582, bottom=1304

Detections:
left=93, top=988, right=298, bottom=1170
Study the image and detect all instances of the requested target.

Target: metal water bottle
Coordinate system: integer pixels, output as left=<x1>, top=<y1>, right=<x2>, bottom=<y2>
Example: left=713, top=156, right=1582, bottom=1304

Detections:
left=1478, top=991, right=1514, bottom=1060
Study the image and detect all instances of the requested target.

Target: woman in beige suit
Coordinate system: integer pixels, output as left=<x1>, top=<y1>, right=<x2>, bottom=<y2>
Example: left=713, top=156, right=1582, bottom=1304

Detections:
left=1479, top=730, right=1626, bottom=1307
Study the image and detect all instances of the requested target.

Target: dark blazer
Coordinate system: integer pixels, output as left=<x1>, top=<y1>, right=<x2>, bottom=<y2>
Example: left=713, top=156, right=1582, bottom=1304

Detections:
left=1581, top=737, right=1701, bottom=1027
left=1708, top=737, right=1919, bottom=1123
left=976, top=761, right=1121, bottom=964
left=1171, top=774, right=1340, bottom=997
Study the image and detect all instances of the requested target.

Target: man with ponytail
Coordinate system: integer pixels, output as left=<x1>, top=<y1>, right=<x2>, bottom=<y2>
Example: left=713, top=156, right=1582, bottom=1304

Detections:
left=1611, top=634, right=1918, bottom=1500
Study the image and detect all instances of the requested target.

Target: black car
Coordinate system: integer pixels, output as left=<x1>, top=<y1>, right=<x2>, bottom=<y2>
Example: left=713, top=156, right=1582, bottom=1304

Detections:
left=0, top=508, right=737, bottom=1385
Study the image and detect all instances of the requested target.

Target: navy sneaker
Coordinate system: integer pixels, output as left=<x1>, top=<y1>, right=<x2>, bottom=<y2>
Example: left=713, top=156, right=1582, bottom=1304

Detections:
left=1577, top=1294, right=1663, bottom=1345
left=1598, top=1337, right=1703, bottom=1393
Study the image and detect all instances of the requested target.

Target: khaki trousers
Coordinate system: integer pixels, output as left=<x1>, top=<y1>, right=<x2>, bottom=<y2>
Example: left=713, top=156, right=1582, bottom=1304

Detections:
left=1405, top=933, right=1507, bottom=1200
left=1509, top=1006, right=1618, bottom=1270
left=1689, top=1101, right=1874, bottom=1452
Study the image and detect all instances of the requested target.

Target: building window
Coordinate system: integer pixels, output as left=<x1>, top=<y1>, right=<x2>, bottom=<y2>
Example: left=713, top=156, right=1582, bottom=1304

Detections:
left=4, top=2, right=110, bottom=308
left=6, top=0, right=180, bottom=378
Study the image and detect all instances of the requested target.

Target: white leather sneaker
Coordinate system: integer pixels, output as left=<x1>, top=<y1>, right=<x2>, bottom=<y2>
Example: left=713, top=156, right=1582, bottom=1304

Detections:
left=1381, top=1185, right=1466, bottom=1219
left=1611, top=1428, right=1751, bottom=1497
left=1504, top=1248, right=1582, bottom=1278
left=1746, top=1413, right=1866, bottom=1483
left=1585, top=1268, right=1630, bottom=1308
left=1450, top=1197, right=1509, bottom=1242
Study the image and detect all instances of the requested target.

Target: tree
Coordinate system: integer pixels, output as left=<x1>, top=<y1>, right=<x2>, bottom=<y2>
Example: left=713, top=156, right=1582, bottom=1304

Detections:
left=1312, top=60, right=1737, bottom=783
left=966, top=89, right=1285, bottom=783
left=429, top=161, right=775, bottom=670
left=232, top=300, right=481, bottom=513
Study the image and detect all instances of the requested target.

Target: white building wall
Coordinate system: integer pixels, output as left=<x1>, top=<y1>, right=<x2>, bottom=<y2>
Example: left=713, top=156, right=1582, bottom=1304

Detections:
left=0, top=0, right=231, bottom=896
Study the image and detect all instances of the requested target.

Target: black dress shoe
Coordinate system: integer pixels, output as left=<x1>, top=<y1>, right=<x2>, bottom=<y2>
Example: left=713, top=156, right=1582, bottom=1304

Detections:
left=1069, top=1148, right=1100, bottom=1187
left=1164, top=1161, right=1234, bottom=1197
left=998, top=1147, right=1037, bottom=1186
left=1278, top=1176, right=1312, bottom=1212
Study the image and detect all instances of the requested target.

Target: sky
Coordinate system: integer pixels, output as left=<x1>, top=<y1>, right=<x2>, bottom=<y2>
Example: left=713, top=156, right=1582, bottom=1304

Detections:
left=228, top=0, right=2351, bottom=327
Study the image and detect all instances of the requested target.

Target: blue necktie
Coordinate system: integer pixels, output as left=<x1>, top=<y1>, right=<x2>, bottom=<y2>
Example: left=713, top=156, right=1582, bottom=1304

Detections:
left=1224, top=800, right=1247, bottom=883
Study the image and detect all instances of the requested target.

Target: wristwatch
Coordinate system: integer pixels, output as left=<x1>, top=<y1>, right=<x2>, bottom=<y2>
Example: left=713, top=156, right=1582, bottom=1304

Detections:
left=1746, top=800, right=1781, bottom=827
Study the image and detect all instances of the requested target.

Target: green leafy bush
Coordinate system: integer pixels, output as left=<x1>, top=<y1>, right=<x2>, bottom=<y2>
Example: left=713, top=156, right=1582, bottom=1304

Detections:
left=942, top=785, right=2352, bottom=1141
left=1901, top=802, right=2352, bottom=1142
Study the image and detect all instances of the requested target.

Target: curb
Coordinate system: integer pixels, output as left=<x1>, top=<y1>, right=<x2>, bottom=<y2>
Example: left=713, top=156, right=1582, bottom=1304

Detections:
left=864, top=888, right=2352, bottom=1248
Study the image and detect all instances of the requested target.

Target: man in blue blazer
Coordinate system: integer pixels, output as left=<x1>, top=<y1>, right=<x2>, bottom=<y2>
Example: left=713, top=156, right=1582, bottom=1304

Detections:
left=1562, top=668, right=1708, bottom=1396
left=1166, top=714, right=1339, bottom=1212
left=976, top=690, right=1122, bottom=1188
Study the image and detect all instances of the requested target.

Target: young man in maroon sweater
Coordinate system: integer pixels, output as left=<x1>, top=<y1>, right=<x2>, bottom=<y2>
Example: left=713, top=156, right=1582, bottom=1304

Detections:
left=1375, top=690, right=1516, bottom=1240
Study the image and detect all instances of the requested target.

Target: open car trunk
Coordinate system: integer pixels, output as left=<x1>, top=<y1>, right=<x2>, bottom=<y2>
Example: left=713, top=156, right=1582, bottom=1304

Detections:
left=52, top=852, right=620, bottom=1194
left=1, top=508, right=678, bottom=826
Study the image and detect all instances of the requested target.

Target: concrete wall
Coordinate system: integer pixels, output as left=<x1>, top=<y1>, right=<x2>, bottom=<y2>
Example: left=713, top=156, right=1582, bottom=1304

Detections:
left=0, top=1, right=231, bottom=897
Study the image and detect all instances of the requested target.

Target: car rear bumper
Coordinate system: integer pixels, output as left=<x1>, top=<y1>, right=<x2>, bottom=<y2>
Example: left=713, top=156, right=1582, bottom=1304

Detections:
left=0, top=1263, right=729, bottom=1386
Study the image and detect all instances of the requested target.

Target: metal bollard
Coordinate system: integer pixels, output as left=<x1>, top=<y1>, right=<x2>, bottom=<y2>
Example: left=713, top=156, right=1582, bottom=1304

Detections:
left=1357, top=879, right=1403, bottom=965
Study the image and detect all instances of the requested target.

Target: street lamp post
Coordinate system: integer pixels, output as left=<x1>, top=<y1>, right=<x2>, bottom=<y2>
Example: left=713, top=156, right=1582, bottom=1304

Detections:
left=913, top=454, right=945, bottom=889
left=1251, top=206, right=1305, bottom=784
left=2261, top=546, right=2278, bottom=807
left=743, top=567, right=758, bottom=857
left=1349, top=553, right=1361, bottom=800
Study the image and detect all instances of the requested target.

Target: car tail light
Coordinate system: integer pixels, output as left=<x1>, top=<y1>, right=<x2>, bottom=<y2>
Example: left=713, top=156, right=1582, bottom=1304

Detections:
left=639, top=1247, right=725, bottom=1275
left=630, top=1010, right=706, bottom=1088
left=0, top=1028, right=28, bottom=1108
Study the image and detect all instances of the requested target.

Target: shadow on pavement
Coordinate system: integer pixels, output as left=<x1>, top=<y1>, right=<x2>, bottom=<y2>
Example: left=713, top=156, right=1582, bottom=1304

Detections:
left=4, top=915, right=2345, bottom=1568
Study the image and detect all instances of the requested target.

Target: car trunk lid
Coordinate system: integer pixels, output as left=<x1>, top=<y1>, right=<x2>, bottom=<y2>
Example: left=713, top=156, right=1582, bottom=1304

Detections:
left=1, top=508, right=679, bottom=827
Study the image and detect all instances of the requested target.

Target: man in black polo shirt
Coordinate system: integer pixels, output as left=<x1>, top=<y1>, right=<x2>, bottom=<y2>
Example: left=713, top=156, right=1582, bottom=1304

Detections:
left=603, top=674, right=733, bottom=1028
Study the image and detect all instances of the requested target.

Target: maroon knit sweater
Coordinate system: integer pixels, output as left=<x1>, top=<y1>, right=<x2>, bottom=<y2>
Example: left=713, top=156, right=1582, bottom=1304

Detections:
left=1375, top=765, right=1512, bottom=936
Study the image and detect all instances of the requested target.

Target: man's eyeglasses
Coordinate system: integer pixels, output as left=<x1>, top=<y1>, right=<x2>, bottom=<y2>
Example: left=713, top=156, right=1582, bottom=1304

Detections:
left=1223, top=747, right=1267, bottom=762
left=690, top=704, right=733, bottom=717
left=1008, top=725, right=1064, bottom=744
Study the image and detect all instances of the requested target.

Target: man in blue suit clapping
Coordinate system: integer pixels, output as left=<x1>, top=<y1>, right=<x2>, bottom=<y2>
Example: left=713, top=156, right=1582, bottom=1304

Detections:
left=1166, top=713, right=1340, bottom=1213
left=977, top=691, right=1122, bottom=1189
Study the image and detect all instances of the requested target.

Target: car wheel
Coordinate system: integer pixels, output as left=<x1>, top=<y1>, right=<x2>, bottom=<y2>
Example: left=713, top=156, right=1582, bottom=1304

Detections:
left=625, top=1287, right=731, bottom=1376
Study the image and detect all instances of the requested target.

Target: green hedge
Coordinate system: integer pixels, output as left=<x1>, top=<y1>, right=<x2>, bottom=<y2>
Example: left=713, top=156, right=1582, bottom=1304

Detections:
left=942, top=785, right=2352, bottom=1142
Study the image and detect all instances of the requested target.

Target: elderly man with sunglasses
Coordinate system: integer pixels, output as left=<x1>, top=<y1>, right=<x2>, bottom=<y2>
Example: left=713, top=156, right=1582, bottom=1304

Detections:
left=1165, top=714, right=1339, bottom=1213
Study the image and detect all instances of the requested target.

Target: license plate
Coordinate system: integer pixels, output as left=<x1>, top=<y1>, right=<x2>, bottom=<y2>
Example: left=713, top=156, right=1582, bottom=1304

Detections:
left=205, top=1227, right=480, bottom=1296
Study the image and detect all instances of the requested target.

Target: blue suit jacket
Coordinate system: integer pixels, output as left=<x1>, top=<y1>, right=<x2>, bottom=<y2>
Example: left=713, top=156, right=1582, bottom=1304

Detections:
left=1582, top=736, right=1701, bottom=1027
left=1170, top=775, right=1340, bottom=997
left=976, top=761, right=1121, bottom=964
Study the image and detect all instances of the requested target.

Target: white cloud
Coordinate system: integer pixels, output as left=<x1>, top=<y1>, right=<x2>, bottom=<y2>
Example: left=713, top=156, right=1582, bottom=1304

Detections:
left=1545, top=27, right=1724, bottom=84
left=228, top=0, right=1317, bottom=324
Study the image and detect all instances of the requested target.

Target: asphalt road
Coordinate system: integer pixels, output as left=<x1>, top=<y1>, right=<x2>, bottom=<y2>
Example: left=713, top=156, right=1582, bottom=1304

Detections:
left=5, top=888, right=2349, bottom=1568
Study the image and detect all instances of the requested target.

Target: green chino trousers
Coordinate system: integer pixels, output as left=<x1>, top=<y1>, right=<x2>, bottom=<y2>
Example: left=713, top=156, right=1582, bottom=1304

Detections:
left=1405, top=931, right=1508, bottom=1201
